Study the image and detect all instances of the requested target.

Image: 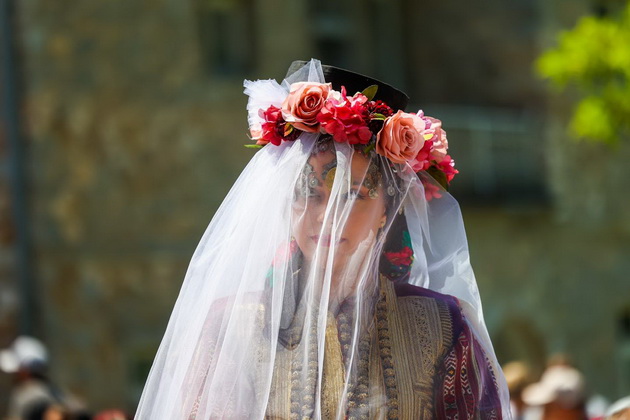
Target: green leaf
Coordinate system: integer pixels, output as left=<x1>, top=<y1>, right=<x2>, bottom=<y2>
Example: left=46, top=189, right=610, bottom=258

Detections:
left=535, top=2, right=630, bottom=144
left=402, top=230, right=412, bottom=248
left=362, top=85, right=379, bottom=101
left=371, top=113, right=387, bottom=120
left=426, top=165, right=449, bottom=191
left=363, top=142, right=376, bottom=154
left=244, top=144, right=263, bottom=149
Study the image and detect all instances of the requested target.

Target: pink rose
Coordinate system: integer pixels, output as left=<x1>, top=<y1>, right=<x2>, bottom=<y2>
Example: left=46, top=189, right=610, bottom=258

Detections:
left=249, top=123, right=266, bottom=145
left=424, top=117, right=448, bottom=163
left=282, top=82, right=331, bottom=133
left=376, top=110, right=425, bottom=164
left=430, top=128, right=448, bottom=162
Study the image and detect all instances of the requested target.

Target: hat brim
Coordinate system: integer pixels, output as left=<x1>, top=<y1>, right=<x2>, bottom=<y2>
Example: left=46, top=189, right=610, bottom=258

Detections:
left=522, top=382, right=556, bottom=406
left=0, top=349, right=19, bottom=373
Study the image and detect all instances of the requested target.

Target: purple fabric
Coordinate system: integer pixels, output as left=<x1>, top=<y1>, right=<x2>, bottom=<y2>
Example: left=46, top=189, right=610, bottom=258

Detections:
left=394, top=282, right=503, bottom=419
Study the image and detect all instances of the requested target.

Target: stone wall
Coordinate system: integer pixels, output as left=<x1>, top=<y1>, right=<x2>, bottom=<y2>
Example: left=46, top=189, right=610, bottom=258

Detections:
left=465, top=205, right=630, bottom=398
left=1, top=3, right=22, bottom=412
left=0, top=86, right=19, bottom=418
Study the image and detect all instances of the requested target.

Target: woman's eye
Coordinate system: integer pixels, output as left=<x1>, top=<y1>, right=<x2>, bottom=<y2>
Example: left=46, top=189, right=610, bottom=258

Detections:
left=308, top=189, right=322, bottom=199
left=295, top=187, right=319, bottom=199
left=302, top=190, right=324, bottom=204
left=354, top=189, right=367, bottom=199
left=342, top=190, right=365, bottom=200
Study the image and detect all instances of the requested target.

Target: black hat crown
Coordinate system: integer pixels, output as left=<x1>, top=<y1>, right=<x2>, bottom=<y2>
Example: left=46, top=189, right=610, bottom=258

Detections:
left=286, top=60, right=409, bottom=112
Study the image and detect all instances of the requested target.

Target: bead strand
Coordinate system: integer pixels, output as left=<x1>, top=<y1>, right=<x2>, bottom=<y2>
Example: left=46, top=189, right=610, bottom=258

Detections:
left=376, top=292, right=399, bottom=420
left=290, top=312, right=319, bottom=420
left=338, top=303, right=371, bottom=420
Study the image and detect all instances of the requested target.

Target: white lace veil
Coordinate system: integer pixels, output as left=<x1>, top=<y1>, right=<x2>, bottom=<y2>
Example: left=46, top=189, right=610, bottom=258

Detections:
left=135, top=59, right=510, bottom=419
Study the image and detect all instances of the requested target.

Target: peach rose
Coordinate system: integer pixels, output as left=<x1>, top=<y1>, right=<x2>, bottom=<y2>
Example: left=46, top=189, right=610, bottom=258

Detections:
left=425, top=117, right=448, bottom=163
left=376, top=110, right=425, bottom=164
left=249, top=123, right=266, bottom=144
left=281, top=82, right=331, bottom=132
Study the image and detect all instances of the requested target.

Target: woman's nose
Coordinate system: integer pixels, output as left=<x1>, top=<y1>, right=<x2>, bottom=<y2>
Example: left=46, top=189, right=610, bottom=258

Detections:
left=313, top=194, right=330, bottom=224
left=316, top=206, right=325, bottom=224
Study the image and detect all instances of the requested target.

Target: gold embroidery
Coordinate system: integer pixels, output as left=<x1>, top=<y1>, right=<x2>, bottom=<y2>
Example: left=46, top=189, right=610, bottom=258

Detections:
left=322, top=311, right=345, bottom=418
left=265, top=280, right=455, bottom=419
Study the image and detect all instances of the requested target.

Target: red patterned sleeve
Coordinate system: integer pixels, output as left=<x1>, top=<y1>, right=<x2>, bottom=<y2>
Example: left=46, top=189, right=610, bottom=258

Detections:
left=434, top=300, right=503, bottom=420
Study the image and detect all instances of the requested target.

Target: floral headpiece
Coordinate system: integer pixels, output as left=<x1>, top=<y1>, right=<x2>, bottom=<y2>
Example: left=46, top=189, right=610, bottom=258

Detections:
left=247, top=81, right=458, bottom=190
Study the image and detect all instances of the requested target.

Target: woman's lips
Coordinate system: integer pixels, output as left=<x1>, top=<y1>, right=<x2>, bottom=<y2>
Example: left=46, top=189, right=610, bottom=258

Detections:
left=310, top=235, right=346, bottom=247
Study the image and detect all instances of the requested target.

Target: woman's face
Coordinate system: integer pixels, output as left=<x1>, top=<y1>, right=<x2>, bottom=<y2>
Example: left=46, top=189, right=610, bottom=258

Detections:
left=292, top=147, right=387, bottom=275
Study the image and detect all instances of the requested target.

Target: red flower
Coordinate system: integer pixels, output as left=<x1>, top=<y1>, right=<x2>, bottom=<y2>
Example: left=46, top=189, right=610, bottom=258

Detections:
left=366, top=100, right=394, bottom=118
left=259, top=105, right=300, bottom=146
left=384, top=246, right=414, bottom=266
left=366, top=100, right=394, bottom=133
left=409, top=138, right=434, bottom=172
left=272, top=239, right=298, bottom=266
left=437, top=154, right=458, bottom=182
left=422, top=178, right=444, bottom=201
left=317, top=88, right=372, bottom=145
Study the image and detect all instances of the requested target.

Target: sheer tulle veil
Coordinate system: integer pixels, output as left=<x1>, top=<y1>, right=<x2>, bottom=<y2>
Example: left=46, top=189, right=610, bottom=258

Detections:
left=135, top=59, right=510, bottom=419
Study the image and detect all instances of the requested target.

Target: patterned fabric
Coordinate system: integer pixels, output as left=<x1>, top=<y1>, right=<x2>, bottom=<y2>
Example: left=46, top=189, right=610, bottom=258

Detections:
left=266, top=280, right=504, bottom=419
left=432, top=299, right=502, bottom=419
left=187, top=280, right=503, bottom=419
left=394, top=282, right=503, bottom=419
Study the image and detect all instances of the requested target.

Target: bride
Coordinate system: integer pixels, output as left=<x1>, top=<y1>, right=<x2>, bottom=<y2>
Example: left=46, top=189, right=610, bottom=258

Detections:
left=135, top=59, right=509, bottom=419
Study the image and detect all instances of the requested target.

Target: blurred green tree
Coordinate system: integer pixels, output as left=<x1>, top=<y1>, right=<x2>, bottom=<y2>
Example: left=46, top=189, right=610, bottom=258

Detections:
left=536, top=2, right=630, bottom=144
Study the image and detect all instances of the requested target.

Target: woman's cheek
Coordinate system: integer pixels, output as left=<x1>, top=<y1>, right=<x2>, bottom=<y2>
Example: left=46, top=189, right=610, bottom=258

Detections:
left=291, top=215, right=308, bottom=252
left=349, top=204, right=382, bottom=229
left=341, top=221, right=372, bottom=251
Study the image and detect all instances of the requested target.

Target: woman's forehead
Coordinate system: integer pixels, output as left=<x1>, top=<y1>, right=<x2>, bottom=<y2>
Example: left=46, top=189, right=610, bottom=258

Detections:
left=306, top=150, right=372, bottom=181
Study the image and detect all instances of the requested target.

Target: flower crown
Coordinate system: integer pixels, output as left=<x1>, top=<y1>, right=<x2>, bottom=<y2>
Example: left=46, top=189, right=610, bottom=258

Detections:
left=247, top=82, right=458, bottom=189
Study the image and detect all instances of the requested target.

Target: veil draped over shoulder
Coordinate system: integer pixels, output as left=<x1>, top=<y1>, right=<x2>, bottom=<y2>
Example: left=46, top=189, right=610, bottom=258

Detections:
left=135, top=59, right=510, bottom=420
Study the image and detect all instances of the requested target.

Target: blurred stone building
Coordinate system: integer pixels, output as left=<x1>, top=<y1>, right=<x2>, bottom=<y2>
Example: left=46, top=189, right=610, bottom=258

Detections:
left=1, top=0, right=629, bottom=413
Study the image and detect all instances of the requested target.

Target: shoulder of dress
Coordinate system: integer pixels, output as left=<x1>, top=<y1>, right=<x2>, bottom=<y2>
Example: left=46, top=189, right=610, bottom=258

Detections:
left=383, top=281, right=461, bottom=361
left=392, top=282, right=460, bottom=311
left=205, top=291, right=267, bottom=328
left=389, top=281, right=470, bottom=335
left=208, top=290, right=267, bottom=311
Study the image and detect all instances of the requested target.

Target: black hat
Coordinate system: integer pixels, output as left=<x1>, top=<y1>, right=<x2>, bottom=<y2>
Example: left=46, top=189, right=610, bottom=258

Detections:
left=286, top=60, right=409, bottom=112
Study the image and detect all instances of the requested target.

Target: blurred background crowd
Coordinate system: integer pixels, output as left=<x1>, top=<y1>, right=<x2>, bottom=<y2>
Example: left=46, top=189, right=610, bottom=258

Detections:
left=0, top=0, right=629, bottom=418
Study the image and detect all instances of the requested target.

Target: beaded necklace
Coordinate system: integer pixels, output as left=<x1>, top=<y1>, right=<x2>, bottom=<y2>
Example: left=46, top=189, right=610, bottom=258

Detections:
left=287, top=285, right=399, bottom=420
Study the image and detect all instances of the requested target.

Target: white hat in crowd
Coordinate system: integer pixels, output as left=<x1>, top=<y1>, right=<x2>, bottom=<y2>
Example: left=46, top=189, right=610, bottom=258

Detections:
left=522, top=365, right=586, bottom=408
left=606, top=396, right=630, bottom=419
left=0, top=336, right=48, bottom=374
